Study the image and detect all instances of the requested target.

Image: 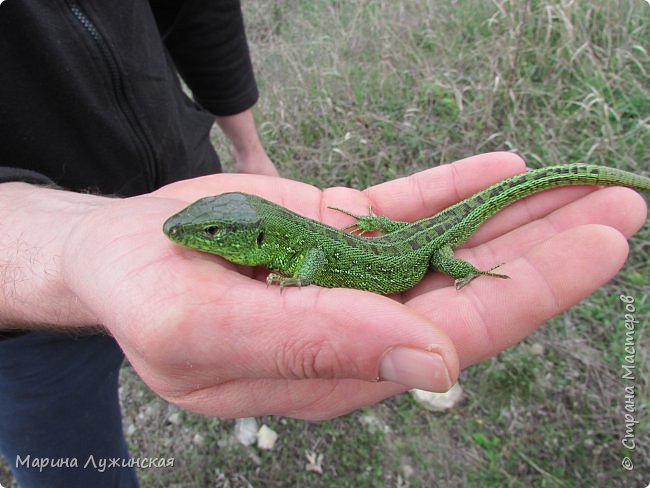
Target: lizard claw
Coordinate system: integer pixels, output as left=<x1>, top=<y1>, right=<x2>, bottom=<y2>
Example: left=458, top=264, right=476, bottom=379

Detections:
left=454, top=264, right=510, bottom=290
left=266, top=273, right=304, bottom=292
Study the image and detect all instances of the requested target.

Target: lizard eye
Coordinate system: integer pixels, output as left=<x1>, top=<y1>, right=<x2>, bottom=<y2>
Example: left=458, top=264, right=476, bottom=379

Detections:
left=203, top=225, right=220, bottom=236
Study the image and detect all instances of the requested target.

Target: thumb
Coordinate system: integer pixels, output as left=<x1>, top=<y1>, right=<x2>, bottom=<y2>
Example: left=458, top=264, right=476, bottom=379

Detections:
left=127, top=276, right=459, bottom=395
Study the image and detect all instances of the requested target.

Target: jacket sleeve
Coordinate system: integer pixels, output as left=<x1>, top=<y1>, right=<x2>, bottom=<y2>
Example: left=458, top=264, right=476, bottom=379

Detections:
left=0, top=167, right=55, bottom=186
left=149, top=0, right=259, bottom=116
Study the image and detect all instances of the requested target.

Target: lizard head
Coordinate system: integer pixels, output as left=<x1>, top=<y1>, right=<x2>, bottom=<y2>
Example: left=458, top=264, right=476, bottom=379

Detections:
left=163, top=192, right=267, bottom=265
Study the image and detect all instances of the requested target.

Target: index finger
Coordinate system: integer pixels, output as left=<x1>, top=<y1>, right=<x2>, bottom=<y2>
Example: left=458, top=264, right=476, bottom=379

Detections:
left=155, top=152, right=527, bottom=229
left=363, top=152, right=526, bottom=220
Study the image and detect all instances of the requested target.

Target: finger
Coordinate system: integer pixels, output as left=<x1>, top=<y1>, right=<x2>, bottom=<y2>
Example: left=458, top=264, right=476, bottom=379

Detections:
left=155, top=172, right=374, bottom=231
left=154, top=152, right=527, bottom=230
left=363, top=152, right=526, bottom=220
left=166, top=377, right=407, bottom=420
left=125, top=279, right=459, bottom=395
left=406, top=224, right=631, bottom=368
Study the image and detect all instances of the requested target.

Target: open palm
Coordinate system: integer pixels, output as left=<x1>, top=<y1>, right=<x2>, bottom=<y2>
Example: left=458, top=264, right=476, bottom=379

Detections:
left=62, top=152, right=647, bottom=419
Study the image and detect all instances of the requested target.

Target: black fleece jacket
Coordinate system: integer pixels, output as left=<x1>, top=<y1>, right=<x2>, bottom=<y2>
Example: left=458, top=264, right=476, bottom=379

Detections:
left=0, top=0, right=259, bottom=196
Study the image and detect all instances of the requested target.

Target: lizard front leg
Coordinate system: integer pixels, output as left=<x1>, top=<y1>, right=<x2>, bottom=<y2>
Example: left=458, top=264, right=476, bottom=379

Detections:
left=430, top=245, right=509, bottom=290
left=266, top=248, right=327, bottom=290
left=328, top=205, right=409, bottom=235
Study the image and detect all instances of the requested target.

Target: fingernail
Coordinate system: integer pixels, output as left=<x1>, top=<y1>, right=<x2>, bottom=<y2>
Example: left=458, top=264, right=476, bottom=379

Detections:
left=379, top=347, right=452, bottom=392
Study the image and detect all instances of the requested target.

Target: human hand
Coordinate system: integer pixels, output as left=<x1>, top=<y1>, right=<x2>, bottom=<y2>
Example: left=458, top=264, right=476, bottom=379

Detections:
left=215, top=110, right=279, bottom=177
left=60, top=168, right=454, bottom=419
left=230, top=142, right=279, bottom=177
left=59, top=152, right=647, bottom=419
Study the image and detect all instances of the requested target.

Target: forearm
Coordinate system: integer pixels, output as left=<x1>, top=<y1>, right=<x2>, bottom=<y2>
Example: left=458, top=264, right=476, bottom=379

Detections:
left=215, top=109, right=264, bottom=159
left=215, top=109, right=278, bottom=176
left=0, top=183, right=104, bottom=329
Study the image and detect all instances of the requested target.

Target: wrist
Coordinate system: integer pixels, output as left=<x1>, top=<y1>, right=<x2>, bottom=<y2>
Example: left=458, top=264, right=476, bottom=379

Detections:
left=215, top=109, right=264, bottom=157
left=230, top=137, right=265, bottom=161
left=0, top=183, right=107, bottom=329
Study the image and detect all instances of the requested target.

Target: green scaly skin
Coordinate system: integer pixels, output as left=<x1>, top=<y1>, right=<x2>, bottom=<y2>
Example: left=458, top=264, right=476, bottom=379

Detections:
left=163, top=164, right=650, bottom=294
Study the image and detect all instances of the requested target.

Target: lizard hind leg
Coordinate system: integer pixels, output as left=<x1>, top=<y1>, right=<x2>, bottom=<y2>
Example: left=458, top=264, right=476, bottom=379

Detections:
left=430, top=246, right=509, bottom=290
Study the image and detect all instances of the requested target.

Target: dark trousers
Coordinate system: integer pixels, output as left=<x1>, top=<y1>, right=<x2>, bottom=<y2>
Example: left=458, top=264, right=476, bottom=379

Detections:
left=0, top=332, right=138, bottom=487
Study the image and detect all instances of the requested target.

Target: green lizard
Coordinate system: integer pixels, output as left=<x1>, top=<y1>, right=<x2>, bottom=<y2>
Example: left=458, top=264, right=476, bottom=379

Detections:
left=163, top=164, right=650, bottom=294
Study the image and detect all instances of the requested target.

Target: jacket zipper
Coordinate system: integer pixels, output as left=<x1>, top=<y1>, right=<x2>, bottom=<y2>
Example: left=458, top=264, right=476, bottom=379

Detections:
left=65, top=1, right=159, bottom=190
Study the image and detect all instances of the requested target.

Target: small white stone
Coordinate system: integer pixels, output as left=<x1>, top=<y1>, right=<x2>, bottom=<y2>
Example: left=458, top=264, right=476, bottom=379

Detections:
left=234, top=417, right=258, bottom=446
left=358, top=413, right=391, bottom=434
left=256, top=425, right=279, bottom=450
left=410, top=383, right=464, bottom=412
left=167, top=412, right=181, bottom=425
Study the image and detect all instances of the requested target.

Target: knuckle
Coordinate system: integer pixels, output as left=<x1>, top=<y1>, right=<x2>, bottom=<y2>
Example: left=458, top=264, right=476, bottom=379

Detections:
left=276, top=337, right=355, bottom=380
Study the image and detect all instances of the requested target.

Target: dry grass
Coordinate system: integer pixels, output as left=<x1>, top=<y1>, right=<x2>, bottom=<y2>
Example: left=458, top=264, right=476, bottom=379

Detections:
left=224, top=0, right=649, bottom=188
